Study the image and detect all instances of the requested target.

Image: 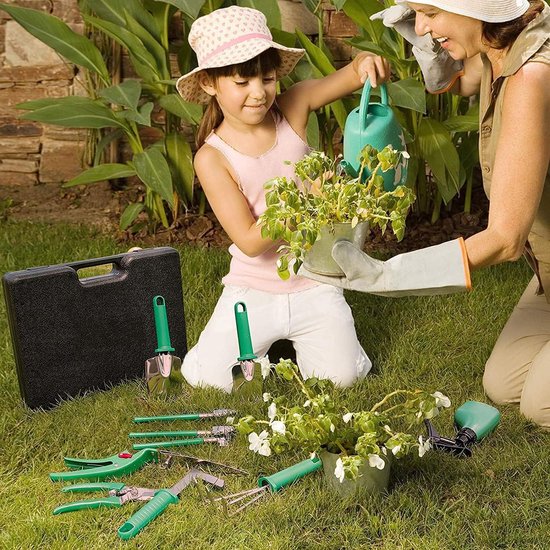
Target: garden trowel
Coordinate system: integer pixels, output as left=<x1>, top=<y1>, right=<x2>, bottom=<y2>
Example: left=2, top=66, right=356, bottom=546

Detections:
left=145, top=295, right=184, bottom=396
left=231, top=302, right=261, bottom=394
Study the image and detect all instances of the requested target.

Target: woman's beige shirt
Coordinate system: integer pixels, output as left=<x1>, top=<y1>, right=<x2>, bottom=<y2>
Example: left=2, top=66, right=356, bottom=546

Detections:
left=479, top=5, right=550, bottom=302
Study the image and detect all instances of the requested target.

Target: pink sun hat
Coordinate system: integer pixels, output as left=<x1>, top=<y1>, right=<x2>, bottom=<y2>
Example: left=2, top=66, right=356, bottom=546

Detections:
left=176, top=6, right=305, bottom=104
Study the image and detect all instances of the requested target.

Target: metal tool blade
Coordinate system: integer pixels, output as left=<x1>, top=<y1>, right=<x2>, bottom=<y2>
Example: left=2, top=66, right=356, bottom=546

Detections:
left=167, top=469, right=224, bottom=496
left=145, top=354, right=183, bottom=396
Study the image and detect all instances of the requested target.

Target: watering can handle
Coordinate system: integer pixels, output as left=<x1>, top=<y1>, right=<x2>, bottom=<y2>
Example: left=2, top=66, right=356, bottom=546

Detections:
left=359, top=80, right=388, bottom=133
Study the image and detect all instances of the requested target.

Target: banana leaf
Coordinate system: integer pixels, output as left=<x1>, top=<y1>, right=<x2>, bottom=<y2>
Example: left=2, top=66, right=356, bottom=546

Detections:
left=0, top=2, right=110, bottom=84
left=237, top=0, right=281, bottom=27
left=159, top=94, right=202, bottom=125
left=417, top=117, right=461, bottom=204
left=63, top=163, right=137, bottom=188
left=165, top=133, right=194, bottom=204
left=155, top=0, right=204, bottom=19
left=99, top=80, right=142, bottom=111
left=134, top=148, right=174, bottom=208
left=386, top=79, right=426, bottom=114
left=120, top=203, right=145, bottom=230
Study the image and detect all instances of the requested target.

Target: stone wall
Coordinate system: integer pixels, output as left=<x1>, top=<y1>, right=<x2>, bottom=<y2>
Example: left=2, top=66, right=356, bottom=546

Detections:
left=0, top=0, right=357, bottom=196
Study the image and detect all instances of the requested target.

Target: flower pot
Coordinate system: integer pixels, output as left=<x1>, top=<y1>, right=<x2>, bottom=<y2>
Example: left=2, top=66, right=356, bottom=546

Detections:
left=319, top=450, right=391, bottom=497
left=303, top=222, right=369, bottom=276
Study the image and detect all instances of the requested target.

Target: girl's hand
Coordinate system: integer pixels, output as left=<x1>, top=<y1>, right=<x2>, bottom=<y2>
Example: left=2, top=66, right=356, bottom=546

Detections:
left=352, top=52, right=391, bottom=87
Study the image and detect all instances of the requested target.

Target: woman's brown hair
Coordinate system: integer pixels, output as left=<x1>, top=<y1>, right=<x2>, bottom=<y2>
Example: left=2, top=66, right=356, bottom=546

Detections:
left=195, top=48, right=282, bottom=148
left=482, top=0, right=545, bottom=50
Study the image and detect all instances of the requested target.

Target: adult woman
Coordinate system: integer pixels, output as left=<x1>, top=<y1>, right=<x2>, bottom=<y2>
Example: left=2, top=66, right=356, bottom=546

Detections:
left=302, top=0, right=550, bottom=428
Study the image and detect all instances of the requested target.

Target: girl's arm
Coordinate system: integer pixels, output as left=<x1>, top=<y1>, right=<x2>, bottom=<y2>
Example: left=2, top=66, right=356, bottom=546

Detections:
left=194, top=145, right=274, bottom=257
left=277, top=52, right=390, bottom=138
left=464, top=61, right=550, bottom=269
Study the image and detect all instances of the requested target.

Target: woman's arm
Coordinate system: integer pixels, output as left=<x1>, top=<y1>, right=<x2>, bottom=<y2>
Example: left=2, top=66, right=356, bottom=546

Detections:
left=194, top=145, right=274, bottom=257
left=277, top=52, right=390, bottom=138
left=465, top=61, right=550, bottom=269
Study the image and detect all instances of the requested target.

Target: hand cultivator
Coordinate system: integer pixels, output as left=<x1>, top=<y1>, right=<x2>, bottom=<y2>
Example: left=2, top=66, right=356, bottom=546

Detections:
left=211, top=457, right=322, bottom=516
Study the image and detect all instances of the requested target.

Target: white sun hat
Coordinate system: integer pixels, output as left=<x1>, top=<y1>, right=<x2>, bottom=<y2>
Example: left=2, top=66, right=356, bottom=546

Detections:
left=396, top=0, right=530, bottom=23
left=176, top=6, right=305, bottom=104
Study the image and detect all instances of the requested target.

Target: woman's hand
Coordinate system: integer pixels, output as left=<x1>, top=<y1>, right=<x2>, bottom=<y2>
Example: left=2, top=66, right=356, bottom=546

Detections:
left=352, top=52, right=391, bottom=87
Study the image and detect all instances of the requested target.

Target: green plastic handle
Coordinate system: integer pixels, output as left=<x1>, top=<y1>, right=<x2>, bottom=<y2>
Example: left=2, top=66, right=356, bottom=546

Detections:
left=258, top=457, right=322, bottom=492
left=129, top=431, right=198, bottom=439
left=118, top=489, right=178, bottom=540
left=133, top=414, right=200, bottom=423
left=53, top=495, right=122, bottom=515
left=132, top=438, right=205, bottom=450
left=50, top=449, right=158, bottom=482
left=61, top=482, right=126, bottom=493
left=234, top=302, right=256, bottom=361
left=153, top=295, right=174, bottom=353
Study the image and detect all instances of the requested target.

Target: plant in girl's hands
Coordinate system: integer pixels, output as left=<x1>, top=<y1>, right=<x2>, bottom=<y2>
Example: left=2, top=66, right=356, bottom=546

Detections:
left=258, top=144, right=415, bottom=279
left=236, top=359, right=450, bottom=482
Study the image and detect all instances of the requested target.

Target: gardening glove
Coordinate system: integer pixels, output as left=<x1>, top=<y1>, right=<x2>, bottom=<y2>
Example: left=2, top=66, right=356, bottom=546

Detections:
left=370, top=4, right=463, bottom=94
left=299, top=238, right=471, bottom=297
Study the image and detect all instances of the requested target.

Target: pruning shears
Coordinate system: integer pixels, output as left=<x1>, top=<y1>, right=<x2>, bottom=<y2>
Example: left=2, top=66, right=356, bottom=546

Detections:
left=49, top=448, right=158, bottom=482
left=53, top=482, right=157, bottom=515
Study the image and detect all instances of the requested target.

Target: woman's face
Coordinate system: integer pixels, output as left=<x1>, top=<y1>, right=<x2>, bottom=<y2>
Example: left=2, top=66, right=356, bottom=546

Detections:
left=408, top=2, right=485, bottom=59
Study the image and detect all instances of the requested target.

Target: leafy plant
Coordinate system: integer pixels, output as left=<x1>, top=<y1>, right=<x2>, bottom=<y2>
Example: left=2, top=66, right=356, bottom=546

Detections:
left=237, top=358, right=451, bottom=482
left=258, top=144, right=414, bottom=279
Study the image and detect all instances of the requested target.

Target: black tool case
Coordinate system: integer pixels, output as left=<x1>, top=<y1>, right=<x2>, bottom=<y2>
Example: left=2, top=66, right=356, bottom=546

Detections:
left=2, top=247, right=187, bottom=410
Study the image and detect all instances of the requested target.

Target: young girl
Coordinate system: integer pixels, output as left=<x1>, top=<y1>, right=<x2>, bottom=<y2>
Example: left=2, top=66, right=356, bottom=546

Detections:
left=176, top=6, right=390, bottom=393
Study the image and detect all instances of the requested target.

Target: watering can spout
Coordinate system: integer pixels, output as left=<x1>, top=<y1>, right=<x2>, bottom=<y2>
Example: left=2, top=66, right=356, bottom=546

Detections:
left=339, top=160, right=357, bottom=179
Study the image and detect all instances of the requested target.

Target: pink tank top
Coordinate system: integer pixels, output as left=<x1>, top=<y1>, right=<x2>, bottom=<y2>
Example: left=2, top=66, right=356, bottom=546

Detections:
left=205, top=112, right=318, bottom=293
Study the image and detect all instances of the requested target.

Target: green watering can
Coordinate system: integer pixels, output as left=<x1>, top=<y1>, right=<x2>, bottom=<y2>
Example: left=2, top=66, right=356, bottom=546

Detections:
left=342, top=80, right=408, bottom=191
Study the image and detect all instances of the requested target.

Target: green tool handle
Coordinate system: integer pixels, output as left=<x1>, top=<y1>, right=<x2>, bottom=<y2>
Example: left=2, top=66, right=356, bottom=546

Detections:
left=234, top=302, right=256, bottom=361
left=133, top=438, right=205, bottom=450
left=153, top=295, right=175, bottom=353
left=118, top=490, right=178, bottom=541
left=50, top=449, right=158, bottom=482
left=128, top=431, right=199, bottom=439
left=61, top=482, right=126, bottom=493
left=53, top=496, right=122, bottom=515
left=258, top=457, right=322, bottom=492
left=133, top=414, right=200, bottom=423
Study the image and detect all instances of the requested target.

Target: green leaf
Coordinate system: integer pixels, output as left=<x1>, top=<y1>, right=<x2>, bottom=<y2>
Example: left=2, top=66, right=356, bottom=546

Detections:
left=120, top=202, right=145, bottom=230
left=99, top=80, right=142, bottom=110
left=19, top=97, right=127, bottom=129
left=63, top=163, right=136, bottom=187
left=116, top=102, right=154, bottom=126
left=306, top=111, right=320, bottom=150
left=155, top=0, right=204, bottom=19
left=387, top=79, right=426, bottom=114
left=159, top=94, right=202, bottom=125
left=237, top=0, right=281, bottom=28
left=342, top=0, right=385, bottom=43
left=165, top=132, right=194, bottom=205
left=417, top=117, right=461, bottom=204
left=443, top=106, right=480, bottom=133
left=83, top=14, right=161, bottom=83
left=295, top=29, right=335, bottom=77
left=0, top=2, right=110, bottom=84
left=81, top=0, right=125, bottom=25
left=134, top=148, right=174, bottom=208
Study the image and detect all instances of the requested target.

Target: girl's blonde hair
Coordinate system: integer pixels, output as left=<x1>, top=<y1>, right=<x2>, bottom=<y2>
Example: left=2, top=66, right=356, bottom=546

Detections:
left=196, top=48, right=282, bottom=148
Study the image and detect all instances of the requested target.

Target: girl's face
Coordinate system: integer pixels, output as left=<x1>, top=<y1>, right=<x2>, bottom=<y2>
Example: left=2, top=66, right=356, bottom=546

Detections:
left=202, top=69, right=278, bottom=126
left=408, top=2, right=484, bottom=60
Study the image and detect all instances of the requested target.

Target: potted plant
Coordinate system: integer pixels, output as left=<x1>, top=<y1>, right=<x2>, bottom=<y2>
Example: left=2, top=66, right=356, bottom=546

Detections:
left=258, top=144, right=415, bottom=279
left=236, top=358, right=451, bottom=496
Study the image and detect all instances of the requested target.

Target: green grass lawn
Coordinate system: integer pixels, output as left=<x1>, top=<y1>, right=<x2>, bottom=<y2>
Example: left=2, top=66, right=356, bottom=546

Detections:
left=1, top=220, right=548, bottom=550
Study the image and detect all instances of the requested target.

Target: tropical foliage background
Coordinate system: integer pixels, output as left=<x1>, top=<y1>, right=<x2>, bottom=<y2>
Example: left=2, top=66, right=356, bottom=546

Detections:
left=0, top=0, right=495, bottom=230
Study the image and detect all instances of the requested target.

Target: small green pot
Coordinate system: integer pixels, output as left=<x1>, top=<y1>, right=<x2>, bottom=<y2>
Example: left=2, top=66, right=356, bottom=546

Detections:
left=319, top=450, right=391, bottom=497
left=303, top=222, right=368, bottom=276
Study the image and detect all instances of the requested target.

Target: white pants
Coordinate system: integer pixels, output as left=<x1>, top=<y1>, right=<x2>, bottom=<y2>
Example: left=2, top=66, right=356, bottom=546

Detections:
left=182, top=284, right=371, bottom=392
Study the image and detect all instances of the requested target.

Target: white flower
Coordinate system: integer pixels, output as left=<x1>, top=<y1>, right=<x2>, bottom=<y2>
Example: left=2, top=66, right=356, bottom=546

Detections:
left=391, top=444, right=402, bottom=456
left=432, top=391, right=451, bottom=409
left=248, top=431, right=271, bottom=456
left=334, top=458, right=345, bottom=483
left=368, top=454, right=386, bottom=470
left=303, top=400, right=311, bottom=407
left=267, top=403, right=277, bottom=422
left=343, top=413, right=353, bottom=423
left=258, top=356, right=272, bottom=379
left=271, top=420, right=286, bottom=435
left=226, top=417, right=235, bottom=425
left=330, top=423, right=335, bottom=433
left=401, top=150, right=411, bottom=159
left=262, top=392, right=271, bottom=403
left=418, top=435, right=431, bottom=458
